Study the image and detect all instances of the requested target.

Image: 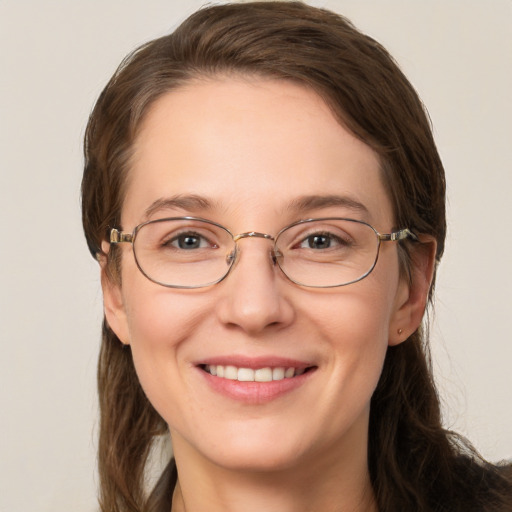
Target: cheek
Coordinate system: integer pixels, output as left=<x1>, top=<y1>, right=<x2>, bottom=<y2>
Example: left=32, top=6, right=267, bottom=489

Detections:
left=119, top=273, right=213, bottom=418
left=306, top=266, right=400, bottom=388
left=314, top=289, right=391, bottom=381
left=308, top=269, right=398, bottom=350
left=121, top=257, right=213, bottom=347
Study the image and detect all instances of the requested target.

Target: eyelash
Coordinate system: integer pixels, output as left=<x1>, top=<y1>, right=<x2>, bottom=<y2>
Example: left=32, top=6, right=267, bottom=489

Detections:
left=294, top=229, right=353, bottom=250
left=162, top=231, right=216, bottom=250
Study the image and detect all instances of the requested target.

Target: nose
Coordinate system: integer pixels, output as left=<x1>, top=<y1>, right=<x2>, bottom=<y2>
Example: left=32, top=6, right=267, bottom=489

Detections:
left=216, top=237, right=295, bottom=336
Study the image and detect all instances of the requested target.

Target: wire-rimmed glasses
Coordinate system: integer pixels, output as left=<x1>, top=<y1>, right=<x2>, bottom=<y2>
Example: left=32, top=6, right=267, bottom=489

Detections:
left=109, top=217, right=417, bottom=288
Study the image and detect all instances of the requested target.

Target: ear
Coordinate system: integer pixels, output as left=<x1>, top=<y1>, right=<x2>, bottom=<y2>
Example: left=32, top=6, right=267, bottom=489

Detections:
left=388, top=237, right=437, bottom=346
left=99, top=242, right=131, bottom=345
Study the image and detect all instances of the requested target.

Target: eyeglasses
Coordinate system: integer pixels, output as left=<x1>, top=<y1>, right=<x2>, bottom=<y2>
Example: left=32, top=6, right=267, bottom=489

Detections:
left=109, top=217, right=417, bottom=289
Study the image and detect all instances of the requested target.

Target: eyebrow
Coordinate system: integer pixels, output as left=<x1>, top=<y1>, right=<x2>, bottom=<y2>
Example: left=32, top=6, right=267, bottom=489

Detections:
left=142, top=193, right=370, bottom=221
left=286, top=194, right=370, bottom=217
left=143, top=194, right=216, bottom=220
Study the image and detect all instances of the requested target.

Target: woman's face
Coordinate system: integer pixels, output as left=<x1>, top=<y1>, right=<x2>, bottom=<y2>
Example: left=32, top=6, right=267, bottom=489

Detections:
left=103, top=78, right=415, bottom=473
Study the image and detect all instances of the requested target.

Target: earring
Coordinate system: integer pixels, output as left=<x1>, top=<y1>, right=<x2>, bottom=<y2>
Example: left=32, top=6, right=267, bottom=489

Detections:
left=397, top=328, right=403, bottom=335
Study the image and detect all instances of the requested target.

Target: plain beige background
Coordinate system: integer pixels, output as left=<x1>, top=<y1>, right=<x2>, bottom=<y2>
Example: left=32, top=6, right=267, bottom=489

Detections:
left=0, top=1, right=511, bottom=510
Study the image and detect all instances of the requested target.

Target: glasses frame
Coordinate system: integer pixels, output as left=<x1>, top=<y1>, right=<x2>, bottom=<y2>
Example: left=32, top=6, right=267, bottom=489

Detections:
left=109, top=216, right=418, bottom=289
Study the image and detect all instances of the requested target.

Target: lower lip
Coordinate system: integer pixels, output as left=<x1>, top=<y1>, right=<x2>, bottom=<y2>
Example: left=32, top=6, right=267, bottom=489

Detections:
left=198, top=367, right=315, bottom=404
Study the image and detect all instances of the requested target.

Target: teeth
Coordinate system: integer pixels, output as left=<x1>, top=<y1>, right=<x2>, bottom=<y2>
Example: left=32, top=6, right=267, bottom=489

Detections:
left=285, top=367, right=295, bottom=378
left=238, top=368, right=255, bottom=381
left=255, top=367, right=272, bottom=382
left=272, top=367, right=285, bottom=380
left=204, top=365, right=306, bottom=382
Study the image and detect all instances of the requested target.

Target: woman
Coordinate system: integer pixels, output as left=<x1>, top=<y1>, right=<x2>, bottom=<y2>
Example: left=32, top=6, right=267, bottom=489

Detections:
left=81, top=2, right=512, bottom=511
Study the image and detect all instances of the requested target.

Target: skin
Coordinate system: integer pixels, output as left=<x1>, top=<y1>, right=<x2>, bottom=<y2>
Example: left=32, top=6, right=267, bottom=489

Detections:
left=102, top=78, right=435, bottom=512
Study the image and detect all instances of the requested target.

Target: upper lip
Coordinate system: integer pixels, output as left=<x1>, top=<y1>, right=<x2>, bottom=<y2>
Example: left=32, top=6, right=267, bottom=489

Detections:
left=194, top=355, right=315, bottom=369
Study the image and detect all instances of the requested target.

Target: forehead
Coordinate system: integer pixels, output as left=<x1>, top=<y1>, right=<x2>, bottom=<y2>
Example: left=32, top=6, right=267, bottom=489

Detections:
left=123, top=78, right=392, bottom=229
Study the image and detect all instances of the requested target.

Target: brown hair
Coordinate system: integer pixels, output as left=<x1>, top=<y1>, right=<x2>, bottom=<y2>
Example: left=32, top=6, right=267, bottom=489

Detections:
left=81, top=2, right=512, bottom=511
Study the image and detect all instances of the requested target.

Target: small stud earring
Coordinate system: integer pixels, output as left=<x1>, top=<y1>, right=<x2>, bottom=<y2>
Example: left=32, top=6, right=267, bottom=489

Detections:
left=397, top=328, right=403, bottom=335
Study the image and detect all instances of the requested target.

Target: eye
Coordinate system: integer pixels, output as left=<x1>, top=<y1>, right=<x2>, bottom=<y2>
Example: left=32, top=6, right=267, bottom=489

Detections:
left=299, top=232, right=348, bottom=250
left=166, top=231, right=213, bottom=250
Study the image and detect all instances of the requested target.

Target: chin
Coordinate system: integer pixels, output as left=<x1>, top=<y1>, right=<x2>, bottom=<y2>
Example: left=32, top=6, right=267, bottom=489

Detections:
left=208, top=444, right=305, bottom=474
left=174, top=423, right=310, bottom=474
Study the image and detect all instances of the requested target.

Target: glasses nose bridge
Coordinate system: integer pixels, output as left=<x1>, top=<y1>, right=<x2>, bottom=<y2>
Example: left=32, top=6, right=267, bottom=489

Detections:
left=228, top=231, right=278, bottom=267
left=233, top=231, right=275, bottom=243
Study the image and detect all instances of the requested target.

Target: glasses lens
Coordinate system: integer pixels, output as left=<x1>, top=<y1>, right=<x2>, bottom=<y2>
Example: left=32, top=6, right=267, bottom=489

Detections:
left=133, top=218, right=235, bottom=288
left=276, top=219, right=379, bottom=287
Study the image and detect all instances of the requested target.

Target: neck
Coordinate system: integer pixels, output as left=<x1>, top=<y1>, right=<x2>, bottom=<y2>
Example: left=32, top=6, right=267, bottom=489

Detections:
left=170, top=432, right=377, bottom=512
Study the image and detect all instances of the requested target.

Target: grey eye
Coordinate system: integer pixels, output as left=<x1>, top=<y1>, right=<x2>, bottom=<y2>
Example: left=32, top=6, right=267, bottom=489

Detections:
left=168, top=232, right=210, bottom=250
left=299, top=233, right=348, bottom=250
left=304, top=234, right=331, bottom=249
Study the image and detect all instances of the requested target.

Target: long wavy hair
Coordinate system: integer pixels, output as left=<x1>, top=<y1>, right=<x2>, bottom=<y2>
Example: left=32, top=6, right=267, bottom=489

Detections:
left=81, top=3, right=512, bottom=511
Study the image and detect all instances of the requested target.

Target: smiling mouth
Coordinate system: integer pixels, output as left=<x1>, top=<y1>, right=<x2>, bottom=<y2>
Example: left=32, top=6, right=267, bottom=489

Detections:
left=201, top=364, right=314, bottom=382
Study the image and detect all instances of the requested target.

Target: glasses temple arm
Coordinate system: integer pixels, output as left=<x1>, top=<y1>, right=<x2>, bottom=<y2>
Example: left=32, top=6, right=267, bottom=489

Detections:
left=380, top=228, right=419, bottom=242
left=110, top=229, right=134, bottom=244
